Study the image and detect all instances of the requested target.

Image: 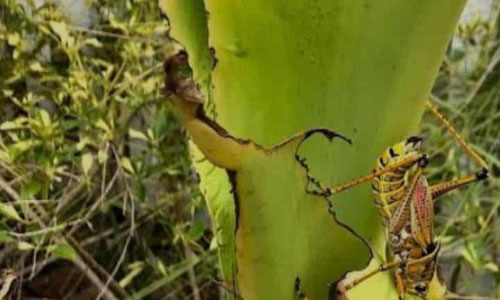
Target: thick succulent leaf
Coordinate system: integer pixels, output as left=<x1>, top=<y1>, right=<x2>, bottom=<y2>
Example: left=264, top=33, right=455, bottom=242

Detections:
left=234, top=131, right=371, bottom=300
left=171, top=98, right=373, bottom=300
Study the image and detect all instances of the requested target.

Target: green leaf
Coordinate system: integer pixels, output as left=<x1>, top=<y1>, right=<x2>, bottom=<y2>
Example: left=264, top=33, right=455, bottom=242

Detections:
left=0, top=121, right=17, bottom=130
left=47, top=243, right=78, bottom=261
left=84, top=38, right=102, bottom=48
left=128, top=128, right=149, bottom=141
left=0, top=117, right=28, bottom=130
left=95, top=119, right=111, bottom=134
left=3, top=90, right=14, bottom=97
left=119, top=262, right=145, bottom=288
left=485, top=262, right=499, bottom=273
left=134, top=179, right=146, bottom=202
left=0, top=230, right=15, bottom=243
left=49, top=21, right=74, bottom=48
left=187, top=220, right=205, bottom=241
left=97, top=149, right=109, bottom=164
left=8, top=140, right=38, bottom=158
left=38, top=109, right=51, bottom=126
left=120, top=157, right=135, bottom=174
left=20, top=178, right=42, bottom=199
left=7, top=32, right=20, bottom=46
left=82, top=153, right=94, bottom=175
left=0, top=202, right=22, bottom=221
left=17, top=241, right=35, bottom=251
left=156, top=259, right=168, bottom=276
left=29, top=61, right=43, bottom=72
left=76, top=137, right=91, bottom=151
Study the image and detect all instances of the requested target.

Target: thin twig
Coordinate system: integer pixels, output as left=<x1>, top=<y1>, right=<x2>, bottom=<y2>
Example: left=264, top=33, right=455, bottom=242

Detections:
left=0, top=175, right=126, bottom=300
left=183, top=239, right=201, bottom=300
left=95, top=145, right=136, bottom=300
left=464, top=46, right=500, bottom=106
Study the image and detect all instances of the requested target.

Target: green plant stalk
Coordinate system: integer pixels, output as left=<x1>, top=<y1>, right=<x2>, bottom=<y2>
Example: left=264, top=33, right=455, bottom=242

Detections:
left=161, top=1, right=467, bottom=299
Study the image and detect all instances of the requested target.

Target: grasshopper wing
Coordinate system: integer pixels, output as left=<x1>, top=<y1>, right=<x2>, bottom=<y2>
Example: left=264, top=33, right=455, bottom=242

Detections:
left=410, top=175, right=434, bottom=250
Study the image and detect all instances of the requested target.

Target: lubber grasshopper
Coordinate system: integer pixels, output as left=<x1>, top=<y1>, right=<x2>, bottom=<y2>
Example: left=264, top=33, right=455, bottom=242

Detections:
left=327, top=101, right=491, bottom=300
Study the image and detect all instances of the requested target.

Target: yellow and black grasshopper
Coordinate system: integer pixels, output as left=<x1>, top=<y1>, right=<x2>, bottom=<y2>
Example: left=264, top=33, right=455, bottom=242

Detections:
left=326, top=101, right=491, bottom=300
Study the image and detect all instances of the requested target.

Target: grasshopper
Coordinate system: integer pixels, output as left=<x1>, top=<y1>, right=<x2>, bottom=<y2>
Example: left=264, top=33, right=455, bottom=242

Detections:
left=327, top=101, right=490, bottom=300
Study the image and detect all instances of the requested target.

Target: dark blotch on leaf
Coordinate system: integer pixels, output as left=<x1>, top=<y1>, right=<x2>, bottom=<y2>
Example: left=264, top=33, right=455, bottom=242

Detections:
left=164, top=50, right=205, bottom=104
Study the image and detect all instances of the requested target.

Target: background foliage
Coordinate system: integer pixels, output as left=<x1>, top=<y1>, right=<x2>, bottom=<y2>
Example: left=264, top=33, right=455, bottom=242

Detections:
left=0, top=0, right=499, bottom=299
left=426, top=3, right=500, bottom=296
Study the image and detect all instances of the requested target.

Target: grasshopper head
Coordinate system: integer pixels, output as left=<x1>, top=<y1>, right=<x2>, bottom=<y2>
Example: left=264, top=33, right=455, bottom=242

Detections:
left=388, top=136, right=423, bottom=157
left=402, top=136, right=424, bottom=154
left=377, top=136, right=423, bottom=169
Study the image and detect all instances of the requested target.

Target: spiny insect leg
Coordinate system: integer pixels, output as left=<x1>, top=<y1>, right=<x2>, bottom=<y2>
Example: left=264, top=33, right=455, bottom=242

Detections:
left=395, top=274, right=406, bottom=300
left=430, top=168, right=489, bottom=200
left=342, top=260, right=402, bottom=292
left=329, top=153, right=424, bottom=195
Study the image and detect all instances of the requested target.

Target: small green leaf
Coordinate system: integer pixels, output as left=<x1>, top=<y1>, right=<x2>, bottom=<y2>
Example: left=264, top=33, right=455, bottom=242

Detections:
left=82, top=153, right=94, bottom=175
left=7, top=32, right=20, bottom=46
left=120, top=157, right=135, bottom=174
left=0, top=121, right=17, bottom=130
left=97, top=149, right=109, bottom=164
left=95, top=119, right=111, bottom=133
left=187, top=220, right=205, bottom=242
left=119, top=262, right=145, bottom=288
left=21, top=178, right=42, bottom=199
left=209, top=236, right=218, bottom=251
left=30, top=61, right=43, bottom=72
left=85, top=38, right=102, bottom=48
left=0, top=202, right=22, bottom=221
left=49, top=21, right=74, bottom=47
left=485, top=262, right=499, bottom=273
left=146, top=128, right=154, bottom=140
left=156, top=259, right=167, bottom=276
left=134, top=180, right=146, bottom=202
left=47, top=243, right=78, bottom=261
left=0, top=230, right=15, bottom=243
left=76, top=137, right=91, bottom=151
left=124, top=72, right=137, bottom=86
left=9, top=140, right=37, bottom=157
left=17, top=241, right=35, bottom=251
left=142, top=77, right=157, bottom=93
left=153, top=114, right=168, bottom=138
left=128, top=128, right=149, bottom=141
left=0, top=117, right=28, bottom=130
left=38, top=109, right=51, bottom=126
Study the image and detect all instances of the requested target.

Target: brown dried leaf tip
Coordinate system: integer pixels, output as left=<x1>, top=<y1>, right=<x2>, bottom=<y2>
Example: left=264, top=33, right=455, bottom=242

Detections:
left=163, top=50, right=205, bottom=104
